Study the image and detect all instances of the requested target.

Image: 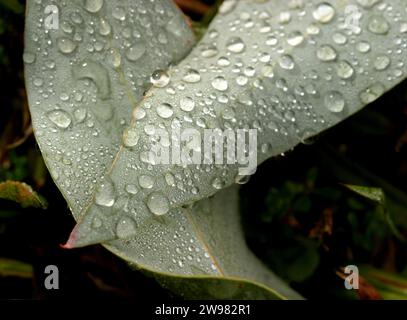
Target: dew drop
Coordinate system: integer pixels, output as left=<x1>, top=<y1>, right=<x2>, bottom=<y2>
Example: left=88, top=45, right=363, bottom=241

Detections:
left=279, top=54, right=295, bottom=70
left=374, top=55, right=391, bottom=70
left=313, top=3, right=335, bottom=23
left=95, top=178, right=116, bottom=207
left=360, top=83, right=385, bottom=104
left=23, top=52, right=36, bottom=64
left=147, top=192, right=170, bottom=216
left=336, top=60, right=354, bottom=79
left=124, top=127, right=139, bottom=148
left=368, top=15, right=390, bottom=35
left=139, top=175, right=155, bottom=189
left=116, top=217, right=137, bottom=239
left=226, top=37, right=245, bottom=53
left=211, top=76, right=228, bottom=91
left=126, top=43, right=146, bottom=61
left=84, top=0, right=103, bottom=13
left=317, top=45, right=337, bottom=61
left=57, top=38, right=77, bottom=54
left=180, top=97, right=195, bottom=112
left=125, top=184, right=138, bottom=195
left=150, top=70, right=170, bottom=88
left=324, top=91, right=345, bottom=113
left=157, top=103, right=174, bottom=119
left=287, top=31, right=304, bottom=46
left=47, top=110, right=72, bottom=129
left=182, top=69, right=201, bottom=83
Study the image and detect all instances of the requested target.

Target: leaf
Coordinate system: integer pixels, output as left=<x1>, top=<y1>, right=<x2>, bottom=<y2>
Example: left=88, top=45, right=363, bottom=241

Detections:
left=360, top=266, right=407, bottom=300
left=343, top=185, right=385, bottom=204
left=24, top=0, right=407, bottom=299
left=0, top=181, right=47, bottom=209
left=0, top=258, right=33, bottom=278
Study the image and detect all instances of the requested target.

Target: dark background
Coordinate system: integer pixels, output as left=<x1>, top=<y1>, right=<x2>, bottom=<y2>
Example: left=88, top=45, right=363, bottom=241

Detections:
left=0, top=0, right=406, bottom=300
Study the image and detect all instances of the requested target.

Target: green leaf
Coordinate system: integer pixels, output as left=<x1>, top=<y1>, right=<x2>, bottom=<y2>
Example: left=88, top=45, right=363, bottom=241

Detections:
left=24, top=0, right=407, bottom=299
left=343, top=185, right=385, bottom=204
left=0, top=181, right=47, bottom=209
left=0, top=258, right=34, bottom=279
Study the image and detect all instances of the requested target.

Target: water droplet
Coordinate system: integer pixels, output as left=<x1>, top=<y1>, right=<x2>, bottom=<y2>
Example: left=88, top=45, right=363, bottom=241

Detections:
left=147, top=192, right=170, bottom=216
left=356, top=41, right=371, bottom=53
left=201, top=45, right=218, bottom=58
left=124, top=127, right=139, bottom=148
left=368, top=15, right=390, bottom=35
left=217, top=56, right=230, bottom=67
left=235, top=175, right=251, bottom=185
left=219, top=0, right=237, bottom=15
left=287, top=31, right=304, bottom=46
left=23, top=52, right=36, bottom=64
left=150, top=70, right=170, bottom=88
left=157, top=103, right=174, bottom=119
left=279, top=54, right=295, bottom=70
left=180, top=97, right=195, bottom=112
left=360, top=83, right=385, bottom=104
left=84, top=0, right=103, bottom=13
left=73, top=108, right=87, bottom=122
left=324, top=91, right=345, bottom=113
left=99, top=18, right=111, bottom=36
left=317, top=45, right=337, bottom=61
left=211, top=76, right=228, bottom=91
left=95, top=178, right=116, bottom=207
left=313, top=3, right=335, bottom=23
left=182, top=69, right=201, bottom=83
left=226, top=37, right=245, bottom=53
left=125, top=184, right=138, bottom=195
left=112, top=6, right=126, bottom=21
left=126, top=43, right=146, bottom=61
left=58, top=38, right=77, bottom=54
left=336, top=60, right=354, bottom=79
left=116, top=217, right=137, bottom=239
left=374, top=55, right=391, bottom=70
left=139, top=175, right=155, bottom=189
left=47, top=110, right=72, bottom=129
left=211, top=177, right=224, bottom=190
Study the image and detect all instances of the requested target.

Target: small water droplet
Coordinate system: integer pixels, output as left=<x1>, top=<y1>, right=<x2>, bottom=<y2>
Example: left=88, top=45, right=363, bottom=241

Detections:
left=374, top=55, right=391, bottom=70
left=124, top=127, right=139, bottom=148
left=360, top=83, right=385, bottom=104
left=279, top=54, right=295, bottom=70
left=336, top=60, right=354, bottom=79
left=287, top=31, right=304, bottom=46
left=126, top=43, right=146, bottom=61
left=23, top=52, right=36, bottom=64
left=150, top=70, right=170, bottom=88
left=139, top=175, right=155, bottom=189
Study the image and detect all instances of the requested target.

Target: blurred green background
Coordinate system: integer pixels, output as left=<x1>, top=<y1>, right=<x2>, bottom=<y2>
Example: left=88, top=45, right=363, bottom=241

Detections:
left=0, top=0, right=406, bottom=300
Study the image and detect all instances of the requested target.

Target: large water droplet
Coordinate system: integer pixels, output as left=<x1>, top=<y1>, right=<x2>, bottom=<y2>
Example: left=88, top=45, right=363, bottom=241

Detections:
left=116, top=217, right=137, bottom=239
left=150, top=70, right=170, bottom=88
left=211, top=76, right=228, bottom=91
left=336, top=60, right=354, bottom=79
left=360, top=83, right=385, bottom=104
left=317, top=45, right=337, bottom=61
left=368, top=15, right=390, bottom=34
left=374, top=55, right=391, bottom=71
left=180, top=97, right=195, bottom=112
left=126, top=43, right=146, bottom=61
left=279, top=54, right=295, bottom=70
left=58, top=38, right=77, bottom=54
left=313, top=3, right=335, bottom=23
left=226, top=37, right=245, bottom=53
left=84, top=0, right=103, bottom=13
left=147, top=192, right=170, bottom=216
left=157, top=103, right=174, bottom=119
left=124, top=127, right=139, bottom=148
left=182, top=69, right=201, bottom=83
left=95, top=178, right=116, bottom=207
left=47, top=110, right=72, bottom=129
left=324, top=91, right=345, bottom=113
